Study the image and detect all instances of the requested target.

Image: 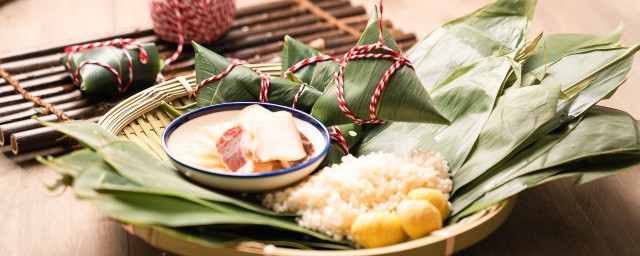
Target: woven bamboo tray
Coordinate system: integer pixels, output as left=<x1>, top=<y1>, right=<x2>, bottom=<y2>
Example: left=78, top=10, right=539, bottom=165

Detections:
left=98, top=63, right=516, bottom=256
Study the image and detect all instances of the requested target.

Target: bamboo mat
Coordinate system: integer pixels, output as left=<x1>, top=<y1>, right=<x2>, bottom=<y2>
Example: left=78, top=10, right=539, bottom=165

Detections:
left=0, top=0, right=416, bottom=160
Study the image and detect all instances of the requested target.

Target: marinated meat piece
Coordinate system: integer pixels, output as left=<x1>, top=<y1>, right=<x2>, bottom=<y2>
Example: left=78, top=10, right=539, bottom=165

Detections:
left=217, top=126, right=315, bottom=172
left=216, top=126, right=251, bottom=172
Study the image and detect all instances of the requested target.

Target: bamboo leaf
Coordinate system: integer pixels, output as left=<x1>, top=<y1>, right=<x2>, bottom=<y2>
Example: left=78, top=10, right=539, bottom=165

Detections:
left=156, top=225, right=354, bottom=250
left=407, top=0, right=536, bottom=89
left=281, top=36, right=339, bottom=91
left=522, top=24, right=623, bottom=74
left=453, top=84, right=562, bottom=184
left=39, top=120, right=282, bottom=216
left=451, top=106, right=640, bottom=217
left=97, top=140, right=281, bottom=215
left=453, top=152, right=640, bottom=223
left=357, top=57, right=511, bottom=170
left=87, top=190, right=336, bottom=243
left=35, top=120, right=120, bottom=150
left=454, top=46, right=640, bottom=192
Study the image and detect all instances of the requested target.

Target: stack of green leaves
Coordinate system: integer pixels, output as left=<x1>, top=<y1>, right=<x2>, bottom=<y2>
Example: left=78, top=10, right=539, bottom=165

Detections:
left=37, top=120, right=351, bottom=249
left=40, top=0, right=640, bottom=250
left=353, top=0, right=640, bottom=223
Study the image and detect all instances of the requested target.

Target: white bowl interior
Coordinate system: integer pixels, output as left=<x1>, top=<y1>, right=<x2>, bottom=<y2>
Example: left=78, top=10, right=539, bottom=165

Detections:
left=167, top=108, right=327, bottom=174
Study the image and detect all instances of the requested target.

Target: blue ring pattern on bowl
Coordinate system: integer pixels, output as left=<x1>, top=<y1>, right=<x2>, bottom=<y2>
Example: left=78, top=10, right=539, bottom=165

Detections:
left=162, top=102, right=331, bottom=178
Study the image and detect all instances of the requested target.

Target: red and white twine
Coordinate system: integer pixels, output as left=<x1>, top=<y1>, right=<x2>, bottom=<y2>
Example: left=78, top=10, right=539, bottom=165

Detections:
left=64, top=38, right=149, bottom=93
left=283, top=55, right=338, bottom=76
left=330, top=126, right=350, bottom=154
left=291, top=82, right=308, bottom=109
left=193, top=61, right=271, bottom=103
left=255, top=69, right=271, bottom=103
left=285, top=0, right=411, bottom=125
left=150, top=0, right=236, bottom=65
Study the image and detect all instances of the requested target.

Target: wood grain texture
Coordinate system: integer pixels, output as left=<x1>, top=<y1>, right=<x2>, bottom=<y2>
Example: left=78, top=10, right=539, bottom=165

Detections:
left=0, top=0, right=639, bottom=255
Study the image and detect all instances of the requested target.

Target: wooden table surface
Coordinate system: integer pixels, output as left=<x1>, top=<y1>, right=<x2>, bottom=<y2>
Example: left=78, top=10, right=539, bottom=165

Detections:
left=1, top=0, right=640, bottom=255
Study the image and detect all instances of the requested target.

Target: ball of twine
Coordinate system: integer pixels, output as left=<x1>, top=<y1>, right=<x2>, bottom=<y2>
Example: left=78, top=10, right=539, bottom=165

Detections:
left=150, top=0, right=236, bottom=44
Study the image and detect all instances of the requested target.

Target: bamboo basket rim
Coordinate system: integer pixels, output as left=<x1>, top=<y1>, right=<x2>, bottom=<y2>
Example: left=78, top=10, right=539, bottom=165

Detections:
left=98, top=64, right=516, bottom=256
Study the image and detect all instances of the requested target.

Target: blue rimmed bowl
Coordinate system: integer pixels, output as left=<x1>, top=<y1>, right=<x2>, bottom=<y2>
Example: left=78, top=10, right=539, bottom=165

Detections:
left=162, top=102, right=330, bottom=192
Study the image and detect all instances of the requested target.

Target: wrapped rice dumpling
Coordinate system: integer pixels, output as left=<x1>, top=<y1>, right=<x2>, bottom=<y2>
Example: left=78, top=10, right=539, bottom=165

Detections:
left=193, top=42, right=323, bottom=113
left=280, top=38, right=364, bottom=166
left=309, top=11, right=449, bottom=126
left=61, top=42, right=163, bottom=95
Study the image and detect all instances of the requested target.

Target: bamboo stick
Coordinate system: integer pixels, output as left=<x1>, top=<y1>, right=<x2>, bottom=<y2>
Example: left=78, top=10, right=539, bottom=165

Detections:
left=5, top=145, right=81, bottom=164
left=0, top=99, right=92, bottom=124
left=0, top=3, right=360, bottom=76
left=0, top=29, right=156, bottom=62
left=222, top=0, right=351, bottom=44
left=229, top=30, right=346, bottom=60
left=292, top=0, right=362, bottom=38
left=10, top=116, right=102, bottom=155
left=0, top=73, right=69, bottom=96
left=234, top=0, right=293, bottom=19
left=0, top=90, right=82, bottom=117
left=0, top=47, right=193, bottom=95
left=0, top=35, right=158, bottom=74
left=0, top=0, right=300, bottom=63
left=0, top=85, right=76, bottom=107
left=212, top=6, right=366, bottom=52
left=0, top=105, right=98, bottom=146
left=233, top=5, right=306, bottom=29
left=0, top=66, right=65, bottom=86
left=0, top=0, right=358, bottom=75
left=223, top=8, right=365, bottom=58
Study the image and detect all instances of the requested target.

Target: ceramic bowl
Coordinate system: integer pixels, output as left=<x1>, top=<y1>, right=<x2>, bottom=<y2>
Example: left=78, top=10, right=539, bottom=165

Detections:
left=162, top=102, right=330, bottom=192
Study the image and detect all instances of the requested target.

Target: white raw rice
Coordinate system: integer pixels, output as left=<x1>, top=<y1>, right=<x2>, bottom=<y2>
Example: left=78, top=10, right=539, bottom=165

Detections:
left=261, top=151, right=452, bottom=241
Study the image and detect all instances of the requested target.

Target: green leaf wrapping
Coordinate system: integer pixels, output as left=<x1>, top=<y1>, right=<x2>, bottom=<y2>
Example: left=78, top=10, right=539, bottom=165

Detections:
left=407, top=0, right=536, bottom=89
left=357, top=57, right=512, bottom=171
left=281, top=36, right=339, bottom=92
left=193, top=42, right=322, bottom=113
left=310, top=15, right=448, bottom=126
left=195, top=41, right=366, bottom=167
left=280, top=37, right=365, bottom=167
left=60, top=43, right=163, bottom=95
